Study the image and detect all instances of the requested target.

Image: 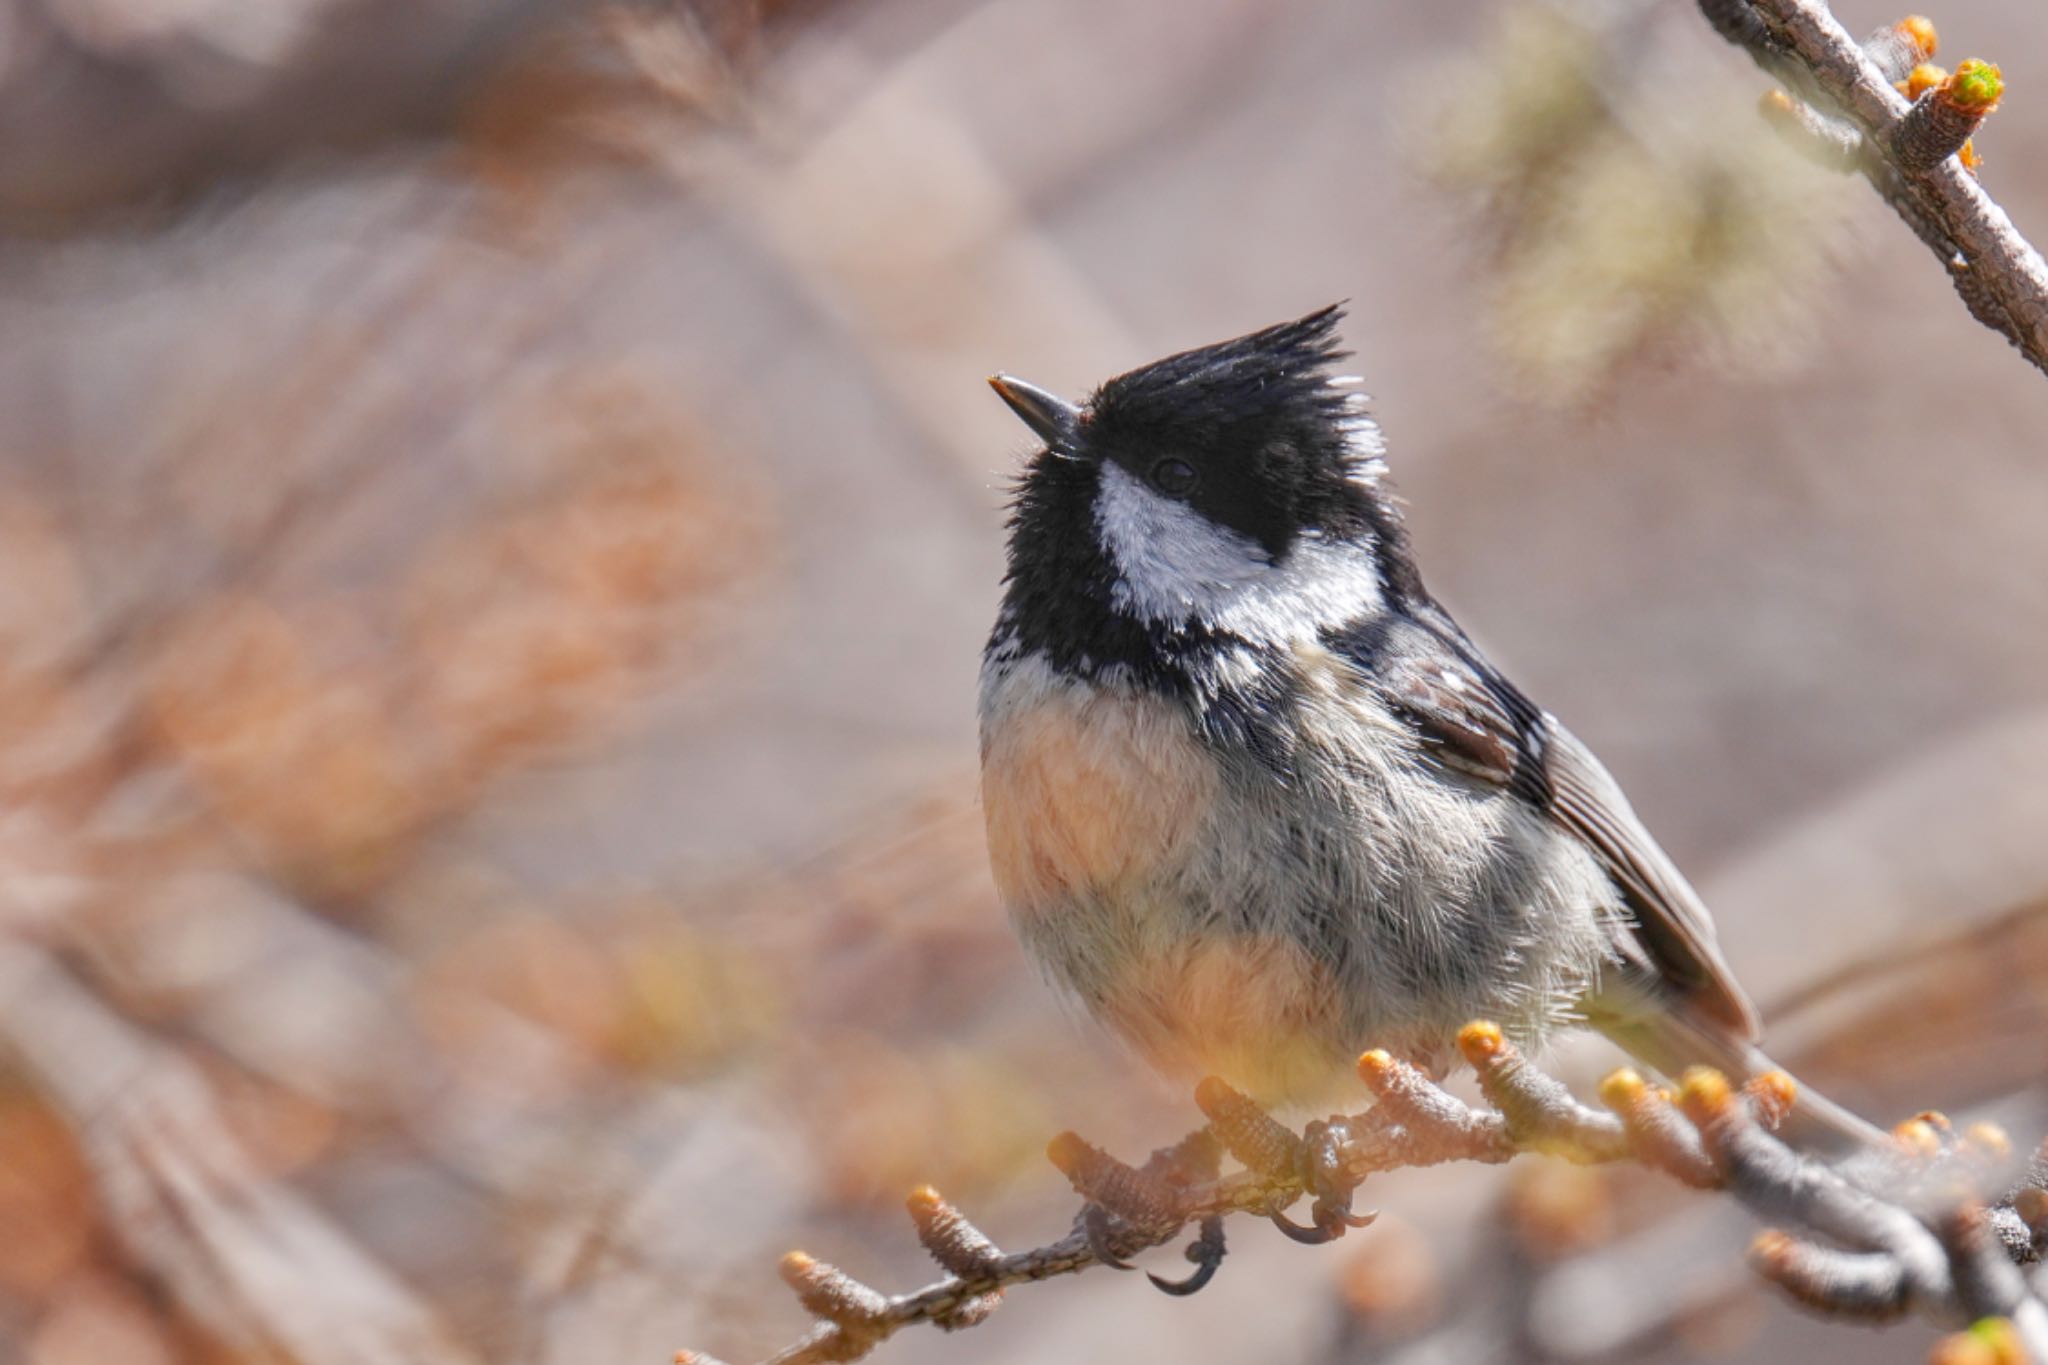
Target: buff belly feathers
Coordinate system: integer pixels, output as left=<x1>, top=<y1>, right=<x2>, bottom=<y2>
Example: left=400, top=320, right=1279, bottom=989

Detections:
left=980, top=643, right=1619, bottom=1105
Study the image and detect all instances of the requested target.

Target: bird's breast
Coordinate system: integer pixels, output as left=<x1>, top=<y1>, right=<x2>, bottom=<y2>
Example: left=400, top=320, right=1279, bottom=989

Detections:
left=979, top=655, right=1219, bottom=917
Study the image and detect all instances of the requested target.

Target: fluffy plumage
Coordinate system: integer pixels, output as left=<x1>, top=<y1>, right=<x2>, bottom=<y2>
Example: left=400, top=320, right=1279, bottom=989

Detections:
left=980, top=306, right=1874, bottom=1143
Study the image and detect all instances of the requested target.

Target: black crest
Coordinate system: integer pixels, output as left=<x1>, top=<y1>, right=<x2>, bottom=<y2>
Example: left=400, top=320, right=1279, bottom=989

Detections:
left=1080, top=304, right=1379, bottom=560
left=1089, top=303, right=1354, bottom=445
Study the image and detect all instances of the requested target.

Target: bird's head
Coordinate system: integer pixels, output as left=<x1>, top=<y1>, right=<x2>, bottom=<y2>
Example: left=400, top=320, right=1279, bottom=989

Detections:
left=990, top=305, right=1402, bottom=659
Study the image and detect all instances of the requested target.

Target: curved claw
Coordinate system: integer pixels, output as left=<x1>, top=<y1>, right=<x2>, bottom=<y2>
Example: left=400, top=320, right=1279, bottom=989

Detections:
left=1269, top=1207, right=1344, bottom=1245
left=1148, top=1215, right=1225, bottom=1296
left=1149, top=1257, right=1222, bottom=1296
left=1082, top=1204, right=1136, bottom=1270
left=1269, top=1197, right=1378, bottom=1245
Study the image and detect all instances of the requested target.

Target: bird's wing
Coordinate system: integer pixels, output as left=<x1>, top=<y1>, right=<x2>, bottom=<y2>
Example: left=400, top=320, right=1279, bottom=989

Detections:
left=1537, top=718, right=1760, bottom=1038
left=1329, top=616, right=1760, bottom=1040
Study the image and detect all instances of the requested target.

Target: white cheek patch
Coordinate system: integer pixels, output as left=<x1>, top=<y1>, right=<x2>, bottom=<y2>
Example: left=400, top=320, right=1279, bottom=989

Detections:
left=1093, top=460, right=1384, bottom=645
left=1094, top=461, right=1270, bottom=614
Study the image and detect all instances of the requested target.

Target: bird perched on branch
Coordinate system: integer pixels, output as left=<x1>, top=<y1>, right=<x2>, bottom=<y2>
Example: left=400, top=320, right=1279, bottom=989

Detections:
left=979, top=304, right=1878, bottom=1154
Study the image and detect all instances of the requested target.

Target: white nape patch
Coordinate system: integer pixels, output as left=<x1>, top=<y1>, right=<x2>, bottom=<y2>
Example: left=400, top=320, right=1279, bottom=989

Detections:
left=1093, top=461, right=1384, bottom=645
left=1337, top=394, right=1388, bottom=470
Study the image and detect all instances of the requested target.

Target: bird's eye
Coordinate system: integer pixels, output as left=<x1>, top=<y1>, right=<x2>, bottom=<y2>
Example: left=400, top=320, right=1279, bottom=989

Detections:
left=1149, top=457, right=1198, bottom=496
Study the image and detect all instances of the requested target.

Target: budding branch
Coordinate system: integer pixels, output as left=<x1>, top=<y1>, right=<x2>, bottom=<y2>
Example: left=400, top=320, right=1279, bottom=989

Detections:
left=1700, top=0, right=2048, bottom=376
left=677, top=1024, right=2048, bottom=1365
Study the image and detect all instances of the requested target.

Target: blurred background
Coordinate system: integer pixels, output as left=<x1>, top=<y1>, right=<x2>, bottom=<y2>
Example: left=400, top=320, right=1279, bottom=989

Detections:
left=2, top=0, right=2047, bottom=1361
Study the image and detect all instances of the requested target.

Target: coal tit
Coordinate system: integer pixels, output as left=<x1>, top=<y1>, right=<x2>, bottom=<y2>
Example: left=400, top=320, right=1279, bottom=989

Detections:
left=979, top=304, right=1876, bottom=1148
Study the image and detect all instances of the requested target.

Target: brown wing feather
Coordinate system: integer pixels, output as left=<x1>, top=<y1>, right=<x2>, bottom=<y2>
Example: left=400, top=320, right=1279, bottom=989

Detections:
left=1363, top=620, right=1759, bottom=1041
left=1537, top=719, right=1759, bottom=1039
left=1382, top=653, right=1525, bottom=790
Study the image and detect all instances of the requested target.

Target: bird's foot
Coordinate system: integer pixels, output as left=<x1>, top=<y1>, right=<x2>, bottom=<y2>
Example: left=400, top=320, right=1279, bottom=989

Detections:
left=1078, top=1201, right=1136, bottom=1269
left=1138, top=1127, right=1226, bottom=1293
left=1047, top=1124, right=1237, bottom=1293
left=1194, top=1077, right=1377, bottom=1246
left=1268, top=1116, right=1377, bottom=1244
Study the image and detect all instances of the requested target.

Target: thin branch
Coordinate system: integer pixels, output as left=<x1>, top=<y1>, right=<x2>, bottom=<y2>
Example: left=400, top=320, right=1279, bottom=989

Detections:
left=1700, top=1, right=2048, bottom=375
left=676, top=1023, right=2048, bottom=1365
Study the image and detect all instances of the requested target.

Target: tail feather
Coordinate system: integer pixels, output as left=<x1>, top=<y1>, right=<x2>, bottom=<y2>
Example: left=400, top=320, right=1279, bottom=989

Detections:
left=1589, top=1005, right=1888, bottom=1157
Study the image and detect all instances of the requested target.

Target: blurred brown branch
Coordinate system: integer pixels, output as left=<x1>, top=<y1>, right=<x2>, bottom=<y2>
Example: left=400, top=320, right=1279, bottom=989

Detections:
left=0, top=0, right=814, bottom=225
left=678, top=1024, right=2048, bottom=1365
left=1700, top=2, right=2048, bottom=375
left=0, top=73, right=766, bottom=1347
left=0, top=940, right=477, bottom=1364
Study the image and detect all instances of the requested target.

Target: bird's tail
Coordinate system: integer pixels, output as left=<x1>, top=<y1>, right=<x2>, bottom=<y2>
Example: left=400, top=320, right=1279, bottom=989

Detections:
left=1589, top=1005, right=1888, bottom=1158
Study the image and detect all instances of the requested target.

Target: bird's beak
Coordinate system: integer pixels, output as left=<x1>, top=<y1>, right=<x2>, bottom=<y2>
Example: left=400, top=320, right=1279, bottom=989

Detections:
left=988, top=374, right=1081, bottom=448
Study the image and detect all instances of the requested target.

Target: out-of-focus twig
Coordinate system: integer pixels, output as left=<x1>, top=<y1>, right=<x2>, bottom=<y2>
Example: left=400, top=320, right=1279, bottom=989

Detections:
left=0, top=940, right=476, bottom=1364
left=1699, top=1, right=2048, bottom=375
left=679, top=1023, right=2048, bottom=1365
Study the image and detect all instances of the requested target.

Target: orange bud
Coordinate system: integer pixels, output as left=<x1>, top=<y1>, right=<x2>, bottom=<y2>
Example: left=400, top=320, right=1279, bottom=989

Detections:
left=1678, top=1067, right=1733, bottom=1118
left=1963, top=1122, right=2011, bottom=1159
left=1931, top=1317, right=2026, bottom=1365
left=1893, top=1118, right=1942, bottom=1160
left=1745, top=1071, right=1799, bottom=1127
left=1456, top=1020, right=1505, bottom=1062
left=1750, top=1228, right=1796, bottom=1267
left=1900, top=15, right=1939, bottom=63
left=1928, top=1334, right=1991, bottom=1365
left=1598, top=1067, right=1648, bottom=1110
left=779, top=1250, right=887, bottom=1325
left=1044, top=1132, right=1089, bottom=1177
left=1902, top=63, right=1948, bottom=99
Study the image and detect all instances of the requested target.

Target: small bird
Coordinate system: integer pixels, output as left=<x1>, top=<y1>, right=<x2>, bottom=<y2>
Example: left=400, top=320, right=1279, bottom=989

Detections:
left=979, top=304, right=1877, bottom=1152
